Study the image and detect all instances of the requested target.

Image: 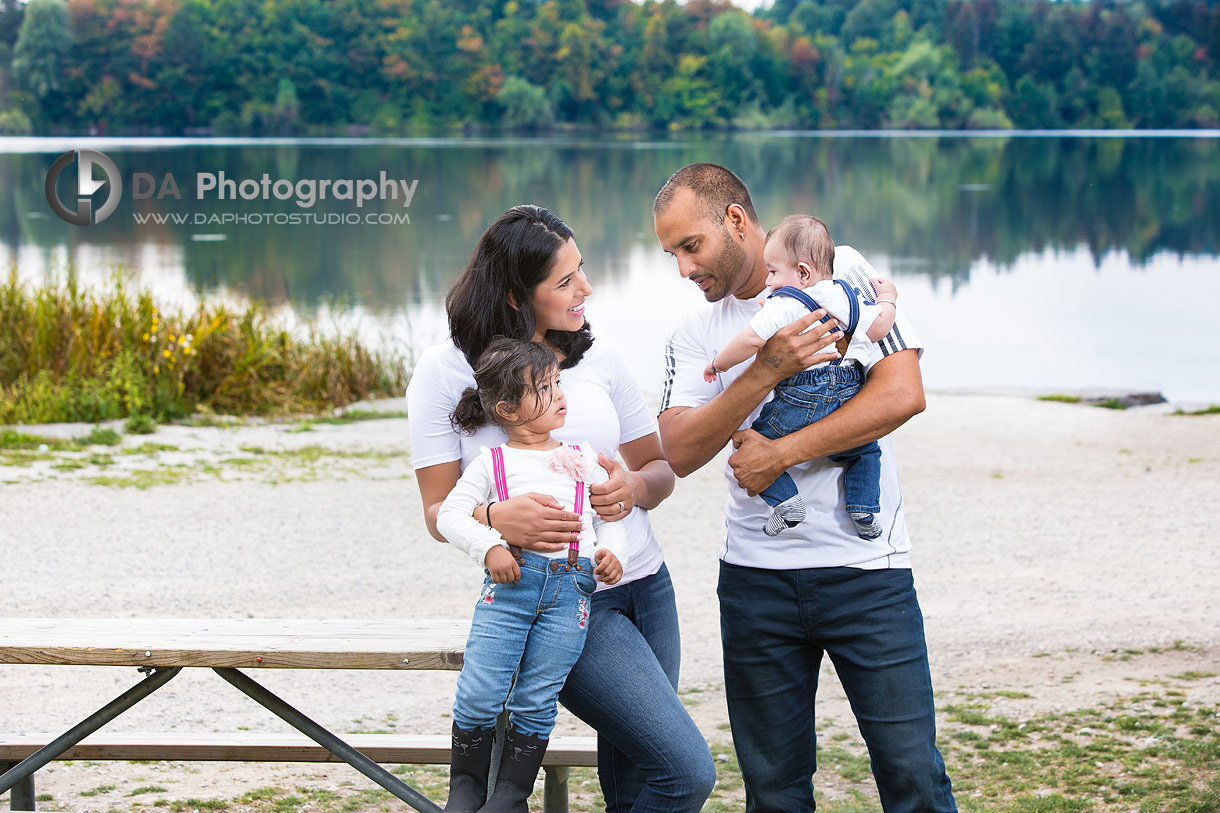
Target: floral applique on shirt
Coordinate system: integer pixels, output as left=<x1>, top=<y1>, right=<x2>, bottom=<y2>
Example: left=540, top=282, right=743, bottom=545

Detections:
left=548, top=445, right=590, bottom=481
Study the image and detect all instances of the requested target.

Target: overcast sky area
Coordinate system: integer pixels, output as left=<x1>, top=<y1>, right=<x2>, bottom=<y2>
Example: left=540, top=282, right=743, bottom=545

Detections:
left=709, top=0, right=771, bottom=12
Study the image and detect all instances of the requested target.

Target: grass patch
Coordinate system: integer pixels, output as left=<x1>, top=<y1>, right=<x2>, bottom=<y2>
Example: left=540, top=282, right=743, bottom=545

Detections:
left=1170, top=671, right=1218, bottom=681
left=129, top=785, right=169, bottom=796
left=125, top=413, right=158, bottom=434
left=1093, top=398, right=1128, bottom=410
left=818, top=744, right=873, bottom=783
left=80, top=784, right=117, bottom=797
left=82, top=426, right=122, bottom=445
left=0, top=428, right=74, bottom=450
left=316, top=409, right=409, bottom=423
left=169, top=799, right=227, bottom=811
left=982, top=689, right=1035, bottom=699
left=124, top=442, right=181, bottom=455
left=936, top=690, right=1220, bottom=811
left=1037, top=394, right=1082, bottom=404
left=0, top=271, right=407, bottom=424
left=0, top=426, right=120, bottom=451
left=88, top=467, right=192, bottom=489
left=1173, top=404, right=1220, bottom=415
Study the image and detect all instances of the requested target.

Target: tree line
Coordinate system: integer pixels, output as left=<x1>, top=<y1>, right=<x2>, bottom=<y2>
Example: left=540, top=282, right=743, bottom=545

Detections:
left=1, top=0, right=1219, bottom=135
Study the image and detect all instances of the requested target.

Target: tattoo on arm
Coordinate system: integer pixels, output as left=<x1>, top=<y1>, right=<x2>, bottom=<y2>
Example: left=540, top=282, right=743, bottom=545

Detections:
left=763, top=354, right=782, bottom=369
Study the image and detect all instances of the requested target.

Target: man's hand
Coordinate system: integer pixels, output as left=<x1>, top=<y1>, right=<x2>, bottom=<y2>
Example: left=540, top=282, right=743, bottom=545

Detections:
left=594, top=549, right=623, bottom=585
left=484, top=545, right=521, bottom=584
left=729, top=429, right=785, bottom=497
left=755, top=309, right=840, bottom=383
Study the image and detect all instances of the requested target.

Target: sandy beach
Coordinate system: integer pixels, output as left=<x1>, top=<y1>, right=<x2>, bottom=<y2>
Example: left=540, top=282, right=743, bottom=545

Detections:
left=2, top=391, right=1218, bottom=810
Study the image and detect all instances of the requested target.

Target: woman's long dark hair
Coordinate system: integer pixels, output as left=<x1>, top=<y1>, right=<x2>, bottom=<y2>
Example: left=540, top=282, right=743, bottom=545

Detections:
left=446, top=204, right=593, bottom=370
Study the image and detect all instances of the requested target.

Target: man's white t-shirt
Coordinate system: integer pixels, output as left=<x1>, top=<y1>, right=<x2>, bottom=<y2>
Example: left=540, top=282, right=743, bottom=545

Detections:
left=408, top=338, right=666, bottom=588
left=660, top=246, right=924, bottom=571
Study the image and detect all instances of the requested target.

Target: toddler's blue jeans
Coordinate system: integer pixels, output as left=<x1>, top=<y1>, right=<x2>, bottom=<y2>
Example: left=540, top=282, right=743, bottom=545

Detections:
left=453, top=550, right=594, bottom=738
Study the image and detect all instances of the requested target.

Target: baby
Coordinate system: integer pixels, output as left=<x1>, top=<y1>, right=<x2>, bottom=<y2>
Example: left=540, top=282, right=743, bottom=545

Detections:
left=704, top=215, right=898, bottom=538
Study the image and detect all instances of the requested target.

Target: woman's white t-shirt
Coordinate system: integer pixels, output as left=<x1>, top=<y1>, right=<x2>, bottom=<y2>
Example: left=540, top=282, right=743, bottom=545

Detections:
left=407, top=337, right=666, bottom=588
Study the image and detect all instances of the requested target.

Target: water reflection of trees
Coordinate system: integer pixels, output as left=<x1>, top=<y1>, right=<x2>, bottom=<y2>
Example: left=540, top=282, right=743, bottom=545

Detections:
left=1, top=137, right=1216, bottom=308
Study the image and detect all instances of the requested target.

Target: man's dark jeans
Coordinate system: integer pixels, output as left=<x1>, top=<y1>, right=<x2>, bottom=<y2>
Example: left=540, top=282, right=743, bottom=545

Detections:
left=718, top=562, right=956, bottom=812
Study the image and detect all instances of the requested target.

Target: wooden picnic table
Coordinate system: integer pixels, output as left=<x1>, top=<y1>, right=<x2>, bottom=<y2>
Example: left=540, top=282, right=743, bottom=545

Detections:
left=0, top=618, right=469, bottom=813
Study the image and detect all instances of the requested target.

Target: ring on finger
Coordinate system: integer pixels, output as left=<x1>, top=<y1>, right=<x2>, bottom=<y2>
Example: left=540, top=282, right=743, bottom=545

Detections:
left=617, top=500, right=626, bottom=514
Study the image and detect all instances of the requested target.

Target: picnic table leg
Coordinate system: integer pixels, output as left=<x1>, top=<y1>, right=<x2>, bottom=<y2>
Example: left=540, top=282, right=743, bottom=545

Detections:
left=542, top=765, right=570, bottom=813
left=212, top=667, right=443, bottom=813
left=0, top=666, right=181, bottom=809
left=2, top=762, right=35, bottom=812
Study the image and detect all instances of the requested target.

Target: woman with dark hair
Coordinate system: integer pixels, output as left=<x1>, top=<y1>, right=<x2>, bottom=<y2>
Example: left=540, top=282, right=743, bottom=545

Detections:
left=408, top=204, right=715, bottom=812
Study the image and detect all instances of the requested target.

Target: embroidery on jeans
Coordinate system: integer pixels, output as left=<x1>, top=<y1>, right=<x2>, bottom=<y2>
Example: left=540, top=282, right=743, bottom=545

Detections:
left=578, top=597, right=589, bottom=629
left=480, top=582, right=495, bottom=604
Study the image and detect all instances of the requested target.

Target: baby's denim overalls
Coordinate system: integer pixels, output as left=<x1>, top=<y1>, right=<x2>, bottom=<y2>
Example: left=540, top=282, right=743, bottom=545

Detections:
left=751, top=283, right=882, bottom=516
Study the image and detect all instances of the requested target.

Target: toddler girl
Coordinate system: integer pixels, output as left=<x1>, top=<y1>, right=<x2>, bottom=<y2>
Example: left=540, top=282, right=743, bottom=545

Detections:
left=436, top=337, right=627, bottom=813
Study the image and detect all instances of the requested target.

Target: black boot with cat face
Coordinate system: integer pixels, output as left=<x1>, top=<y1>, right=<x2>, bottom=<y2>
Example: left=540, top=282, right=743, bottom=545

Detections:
left=444, top=722, right=495, bottom=812
left=475, top=728, right=548, bottom=813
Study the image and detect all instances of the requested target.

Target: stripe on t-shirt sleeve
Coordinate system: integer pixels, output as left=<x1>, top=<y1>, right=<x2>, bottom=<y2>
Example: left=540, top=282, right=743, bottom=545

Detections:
left=659, top=330, right=677, bottom=413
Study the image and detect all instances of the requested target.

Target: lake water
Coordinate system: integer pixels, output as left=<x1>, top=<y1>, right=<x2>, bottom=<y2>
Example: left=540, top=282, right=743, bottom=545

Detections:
left=3, top=133, right=1219, bottom=403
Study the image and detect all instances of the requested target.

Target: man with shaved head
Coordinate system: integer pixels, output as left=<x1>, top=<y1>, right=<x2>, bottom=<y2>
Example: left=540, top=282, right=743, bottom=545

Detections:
left=653, top=163, right=956, bottom=812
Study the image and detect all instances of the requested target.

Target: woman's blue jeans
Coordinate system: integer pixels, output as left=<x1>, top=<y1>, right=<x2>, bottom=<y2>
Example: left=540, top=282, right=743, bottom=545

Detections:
left=558, top=564, right=716, bottom=812
left=718, top=562, right=956, bottom=813
left=453, top=551, right=595, bottom=738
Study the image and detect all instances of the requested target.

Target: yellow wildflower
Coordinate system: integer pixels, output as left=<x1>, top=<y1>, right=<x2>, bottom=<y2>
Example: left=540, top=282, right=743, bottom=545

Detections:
left=163, top=349, right=172, bottom=359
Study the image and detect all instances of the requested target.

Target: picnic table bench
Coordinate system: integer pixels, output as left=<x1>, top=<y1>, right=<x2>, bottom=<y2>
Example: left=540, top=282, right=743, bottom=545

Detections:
left=0, top=619, right=597, bottom=813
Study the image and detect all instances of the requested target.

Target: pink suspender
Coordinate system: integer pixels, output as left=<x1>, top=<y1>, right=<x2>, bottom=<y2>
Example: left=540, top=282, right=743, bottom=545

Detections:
left=490, top=446, right=510, bottom=502
left=490, top=444, right=585, bottom=567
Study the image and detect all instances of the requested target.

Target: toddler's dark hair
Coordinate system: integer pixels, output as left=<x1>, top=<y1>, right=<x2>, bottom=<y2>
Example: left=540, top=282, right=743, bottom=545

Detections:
left=451, top=338, right=560, bottom=434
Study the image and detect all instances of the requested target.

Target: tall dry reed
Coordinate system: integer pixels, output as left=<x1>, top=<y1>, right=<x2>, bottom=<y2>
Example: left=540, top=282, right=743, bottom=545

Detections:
left=0, top=271, right=408, bottom=424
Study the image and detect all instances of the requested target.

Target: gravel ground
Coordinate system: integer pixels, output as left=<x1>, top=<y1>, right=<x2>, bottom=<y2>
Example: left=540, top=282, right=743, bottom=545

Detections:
left=2, top=392, right=1218, bottom=810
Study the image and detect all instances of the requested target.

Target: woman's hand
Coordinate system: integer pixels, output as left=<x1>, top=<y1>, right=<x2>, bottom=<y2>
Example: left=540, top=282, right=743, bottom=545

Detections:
left=484, top=545, right=521, bottom=584
left=490, top=493, right=582, bottom=552
left=729, top=428, right=786, bottom=497
left=590, top=453, right=636, bottom=521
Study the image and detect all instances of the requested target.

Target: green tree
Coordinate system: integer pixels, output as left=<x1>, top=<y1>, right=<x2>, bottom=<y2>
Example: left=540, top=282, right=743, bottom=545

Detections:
left=0, top=0, right=23, bottom=48
left=271, top=78, right=301, bottom=135
left=11, top=0, right=70, bottom=101
left=1010, top=75, right=1060, bottom=128
left=497, top=75, right=553, bottom=129
left=842, top=0, right=898, bottom=47
left=705, top=11, right=757, bottom=119
left=1095, top=85, right=1129, bottom=128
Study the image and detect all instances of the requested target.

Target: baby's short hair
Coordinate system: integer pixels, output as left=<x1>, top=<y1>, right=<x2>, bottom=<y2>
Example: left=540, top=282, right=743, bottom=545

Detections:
left=765, top=215, right=835, bottom=279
